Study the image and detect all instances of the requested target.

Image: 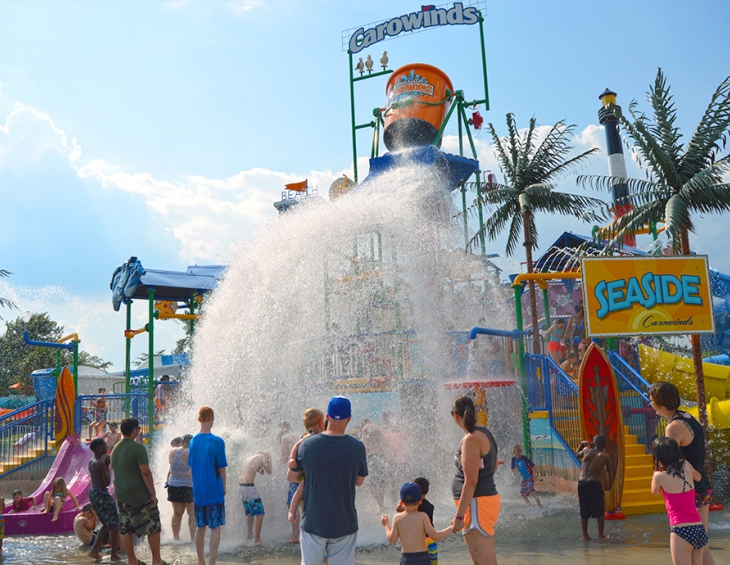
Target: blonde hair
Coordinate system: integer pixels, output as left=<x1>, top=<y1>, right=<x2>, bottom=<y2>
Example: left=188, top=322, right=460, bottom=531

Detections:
left=302, top=408, right=324, bottom=430
left=53, top=477, right=67, bottom=492
left=199, top=406, right=214, bottom=422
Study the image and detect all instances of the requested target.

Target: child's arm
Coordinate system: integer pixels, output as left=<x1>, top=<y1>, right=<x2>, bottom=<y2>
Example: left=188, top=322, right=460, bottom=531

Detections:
left=544, top=324, right=556, bottom=338
left=650, top=471, right=663, bottom=496
left=67, top=489, right=80, bottom=510
left=381, top=514, right=399, bottom=545
left=424, top=514, right=452, bottom=542
left=291, top=480, right=304, bottom=508
left=576, top=441, right=590, bottom=459
left=288, top=438, right=304, bottom=469
left=686, top=460, right=701, bottom=483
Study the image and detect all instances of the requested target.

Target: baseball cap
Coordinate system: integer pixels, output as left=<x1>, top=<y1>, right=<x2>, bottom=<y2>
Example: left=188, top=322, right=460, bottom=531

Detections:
left=327, top=396, right=351, bottom=420
left=400, top=482, right=422, bottom=504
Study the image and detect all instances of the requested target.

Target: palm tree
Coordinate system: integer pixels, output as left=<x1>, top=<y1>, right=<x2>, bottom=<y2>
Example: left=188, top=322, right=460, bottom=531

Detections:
left=466, top=114, right=602, bottom=352
left=0, top=270, right=17, bottom=318
left=577, top=69, right=730, bottom=437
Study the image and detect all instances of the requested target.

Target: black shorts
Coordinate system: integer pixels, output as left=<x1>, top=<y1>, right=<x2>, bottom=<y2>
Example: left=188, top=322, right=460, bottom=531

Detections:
left=578, top=480, right=604, bottom=519
left=167, top=486, right=194, bottom=504
left=401, top=551, right=430, bottom=565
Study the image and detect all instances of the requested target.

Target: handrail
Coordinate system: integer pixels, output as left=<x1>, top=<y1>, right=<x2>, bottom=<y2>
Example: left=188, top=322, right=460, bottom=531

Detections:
left=608, top=351, right=651, bottom=401
left=0, top=398, right=55, bottom=479
left=468, top=326, right=524, bottom=340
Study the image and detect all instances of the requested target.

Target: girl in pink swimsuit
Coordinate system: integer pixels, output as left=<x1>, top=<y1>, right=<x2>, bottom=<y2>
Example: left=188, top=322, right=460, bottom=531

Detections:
left=651, top=437, right=708, bottom=565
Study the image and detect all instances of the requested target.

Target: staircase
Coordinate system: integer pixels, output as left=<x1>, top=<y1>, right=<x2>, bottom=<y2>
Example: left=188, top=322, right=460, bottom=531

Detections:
left=620, top=425, right=666, bottom=515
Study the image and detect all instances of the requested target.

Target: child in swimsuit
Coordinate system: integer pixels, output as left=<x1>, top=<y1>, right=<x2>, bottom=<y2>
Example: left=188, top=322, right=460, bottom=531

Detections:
left=544, top=318, right=566, bottom=364
left=42, top=477, right=80, bottom=522
left=651, top=437, right=709, bottom=564
left=88, top=397, right=108, bottom=440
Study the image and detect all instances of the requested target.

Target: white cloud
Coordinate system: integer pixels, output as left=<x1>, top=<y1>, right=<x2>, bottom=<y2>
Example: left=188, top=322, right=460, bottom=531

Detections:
left=232, top=0, right=263, bottom=17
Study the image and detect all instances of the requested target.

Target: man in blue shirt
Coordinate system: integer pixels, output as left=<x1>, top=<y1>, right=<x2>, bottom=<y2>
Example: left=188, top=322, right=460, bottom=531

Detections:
left=288, top=396, right=368, bottom=565
left=189, top=406, right=228, bottom=565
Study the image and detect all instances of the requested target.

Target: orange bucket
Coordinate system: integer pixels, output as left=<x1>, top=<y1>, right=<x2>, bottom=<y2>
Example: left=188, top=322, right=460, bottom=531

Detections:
left=383, top=64, right=454, bottom=151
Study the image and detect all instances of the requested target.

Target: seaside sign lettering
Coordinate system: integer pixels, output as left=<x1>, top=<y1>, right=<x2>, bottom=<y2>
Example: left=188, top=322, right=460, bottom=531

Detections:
left=581, top=256, right=715, bottom=337
left=349, top=3, right=480, bottom=54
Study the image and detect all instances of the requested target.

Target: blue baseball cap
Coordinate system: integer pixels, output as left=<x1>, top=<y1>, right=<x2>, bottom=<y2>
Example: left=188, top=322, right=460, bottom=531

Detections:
left=327, top=396, right=351, bottom=420
left=400, top=482, right=422, bottom=504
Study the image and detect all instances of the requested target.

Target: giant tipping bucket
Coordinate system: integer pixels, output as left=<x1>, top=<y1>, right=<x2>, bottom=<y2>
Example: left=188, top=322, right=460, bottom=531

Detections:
left=383, top=64, right=454, bottom=151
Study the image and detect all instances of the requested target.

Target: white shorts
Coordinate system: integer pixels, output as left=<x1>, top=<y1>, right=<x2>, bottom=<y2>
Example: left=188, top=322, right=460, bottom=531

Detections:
left=300, top=530, right=357, bottom=565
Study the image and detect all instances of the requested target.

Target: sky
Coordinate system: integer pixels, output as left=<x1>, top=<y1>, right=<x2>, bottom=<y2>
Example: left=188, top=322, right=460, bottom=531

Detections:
left=1, top=0, right=729, bottom=371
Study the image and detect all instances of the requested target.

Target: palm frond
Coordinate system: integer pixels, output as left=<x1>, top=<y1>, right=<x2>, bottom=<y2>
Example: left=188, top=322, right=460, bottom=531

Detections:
left=586, top=200, right=666, bottom=254
left=525, top=187, right=606, bottom=221
left=684, top=183, right=730, bottom=215
left=664, top=193, right=693, bottom=239
left=647, top=69, right=683, bottom=165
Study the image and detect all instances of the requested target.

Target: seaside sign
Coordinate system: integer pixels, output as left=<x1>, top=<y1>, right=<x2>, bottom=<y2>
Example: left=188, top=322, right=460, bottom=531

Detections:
left=348, top=2, right=480, bottom=54
left=581, top=256, right=715, bottom=337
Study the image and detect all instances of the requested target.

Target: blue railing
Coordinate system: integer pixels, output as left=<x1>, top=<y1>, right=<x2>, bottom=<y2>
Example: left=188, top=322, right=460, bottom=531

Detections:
left=525, top=354, right=581, bottom=466
left=609, top=351, right=660, bottom=453
left=0, top=399, right=55, bottom=479
left=74, top=393, right=151, bottom=438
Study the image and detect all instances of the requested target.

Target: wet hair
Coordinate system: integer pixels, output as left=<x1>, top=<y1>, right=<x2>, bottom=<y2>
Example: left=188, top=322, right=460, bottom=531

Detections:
left=556, top=318, right=566, bottom=325
left=170, top=437, right=182, bottom=447
left=575, top=304, right=583, bottom=314
left=279, top=421, right=291, bottom=430
left=567, top=352, right=578, bottom=360
left=653, top=436, right=684, bottom=476
left=513, top=444, right=523, bottom=453
left=199, top=406, right=214, bottom=422
left=413, top=477, right=429, bottom=496
left=12, top=489, right=22, bottom=496
left=82, top=503, right=93, bottom=513
left=182, top=434, right=193, bottom=448
left=109, top=422, right=118, bottom=429
left=90, top=438, right=107, bottom=454
left=302, top=408, right=324, bottom=430
left=649, top=382, right=681, bottom=411
left=53, top=477, right=67, bottom=492
left=120, top=417, right=139, bottom=436
left=593, top=435, right=606, bottom=449
left=452, top=395, right=477, bottom=433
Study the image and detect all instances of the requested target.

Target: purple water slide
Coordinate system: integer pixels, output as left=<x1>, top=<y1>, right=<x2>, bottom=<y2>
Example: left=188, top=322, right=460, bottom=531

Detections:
left=3, top=435, right=115, bottom=536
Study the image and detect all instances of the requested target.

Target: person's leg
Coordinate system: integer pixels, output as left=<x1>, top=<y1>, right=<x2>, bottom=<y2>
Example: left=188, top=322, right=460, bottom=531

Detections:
left=530, top=491, right=542, bottom=509
left=51, top=496, right=62, bottom=521
left=186, top=502, right=197, bottom=541
left=171, top=501, right=185, bottom=540
left=148, top=530, right=162, bottom=565
left=597, top=516, right=606, bottom=540
left=581, top=518, right=589, bottom=540
left=299, top=530, right=328, bottom=565
left=208, top=526, right=221, bottom=565
left=109, top=523, right=121, bottom=561
left=324, top=534, right=357, bottom=565
left=119, top=533, right=137, bottom=565
left=246, top=515, right=253, bottom=540
left=196, top=524, right=208, bottom=565
left=254, top=514, right=264, bottom=545
left=89, top=524, right=109, bottom=558
left=463, top=530, right=497, bottom=565
left=670, top=532, right=693, bottom=565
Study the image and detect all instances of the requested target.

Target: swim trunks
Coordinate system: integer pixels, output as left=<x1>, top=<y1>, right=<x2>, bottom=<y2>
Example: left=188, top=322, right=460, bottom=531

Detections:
left=287, top=481, right=298, bottom=506
left=547, top=340, right=563, bottom=352
left=89, top=487, right=119, bottom=526
left=670, top=524, right=708, bottom=549
left=457, top=494, right=501, bottom=537
left=194, top=502, right=226, bottom=529
left=520, top=476, right=536, bottom=497
left=117, top=498, right=161, bottom=537
left=240, top=484, right=264, bottom=517
left=695, top=487, right=712, bottom=508
left=400, top=551, right=430, bottom=565
left=578, top=480, right=604, bottom=519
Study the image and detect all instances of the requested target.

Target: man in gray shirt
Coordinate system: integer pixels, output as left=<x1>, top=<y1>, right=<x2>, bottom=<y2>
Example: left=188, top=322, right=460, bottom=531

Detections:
left=288, top=396, right=367, bottom=565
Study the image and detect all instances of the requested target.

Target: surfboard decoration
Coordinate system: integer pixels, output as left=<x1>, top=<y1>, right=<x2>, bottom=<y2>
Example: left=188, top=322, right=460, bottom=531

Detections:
left=578, top=342, right=625, bottom=513
left=55, top=366, right=76, bottom=448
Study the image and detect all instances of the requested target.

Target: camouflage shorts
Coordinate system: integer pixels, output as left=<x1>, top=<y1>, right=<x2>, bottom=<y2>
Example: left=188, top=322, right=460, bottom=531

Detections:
left=117, top=499, right=161, bottom=537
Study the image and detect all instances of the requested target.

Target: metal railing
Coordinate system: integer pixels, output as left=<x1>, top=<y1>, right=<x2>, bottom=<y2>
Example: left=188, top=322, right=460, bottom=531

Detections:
left=75, top=393, right=151, bottom=438
left=0, top=399, right=55, bottom=479
left=609, top=351, right=660, bottom=453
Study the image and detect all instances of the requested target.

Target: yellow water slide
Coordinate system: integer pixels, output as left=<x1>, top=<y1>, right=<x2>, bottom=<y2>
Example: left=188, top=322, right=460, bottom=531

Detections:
left=638, top=344, right=730, bottom=430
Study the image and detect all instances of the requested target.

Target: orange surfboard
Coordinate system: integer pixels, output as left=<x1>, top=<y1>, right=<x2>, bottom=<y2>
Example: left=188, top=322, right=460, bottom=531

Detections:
left=578, top=343, right=625, bottom=513
left=55, top=366, right=76, bottom=448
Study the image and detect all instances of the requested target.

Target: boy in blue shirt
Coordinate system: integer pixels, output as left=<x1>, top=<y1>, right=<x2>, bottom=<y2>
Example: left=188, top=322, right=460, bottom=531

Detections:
left=511, top=445, right=542, bottom=508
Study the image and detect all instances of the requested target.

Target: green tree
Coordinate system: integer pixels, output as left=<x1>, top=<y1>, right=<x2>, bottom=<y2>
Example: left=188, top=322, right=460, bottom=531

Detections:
left=0, top=269, right=17, bottom=318
left=467, top=114, right=602, bottom=352
left=578, top=69, right=730, bottom=438
left=0, top=313, right=113, bottom=394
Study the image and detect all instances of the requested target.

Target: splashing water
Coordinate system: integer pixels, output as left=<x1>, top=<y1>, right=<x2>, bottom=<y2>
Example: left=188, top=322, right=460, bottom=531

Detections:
left=153, top=162, right=524, bottom=547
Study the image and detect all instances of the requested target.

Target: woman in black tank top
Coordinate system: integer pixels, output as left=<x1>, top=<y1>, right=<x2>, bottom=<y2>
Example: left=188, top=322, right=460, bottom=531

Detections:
left=450, top=395, right=501, bottom=565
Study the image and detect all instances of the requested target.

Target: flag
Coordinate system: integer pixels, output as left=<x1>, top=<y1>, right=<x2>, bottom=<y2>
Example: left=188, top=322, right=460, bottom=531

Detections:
left=285, top=180, right=308, bottom=192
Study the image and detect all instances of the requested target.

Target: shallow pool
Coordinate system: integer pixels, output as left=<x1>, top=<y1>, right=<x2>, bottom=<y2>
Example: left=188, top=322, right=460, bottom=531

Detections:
left=4, top=504, right=728, bottom=565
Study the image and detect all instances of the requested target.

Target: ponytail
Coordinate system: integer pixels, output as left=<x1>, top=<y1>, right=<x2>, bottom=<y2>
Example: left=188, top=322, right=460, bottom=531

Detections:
left=452, top=395, right=477, bottom=433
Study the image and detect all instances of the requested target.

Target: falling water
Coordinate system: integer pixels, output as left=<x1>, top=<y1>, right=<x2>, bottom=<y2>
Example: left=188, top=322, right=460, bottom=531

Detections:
left=153, top=161, right=525, bottom=548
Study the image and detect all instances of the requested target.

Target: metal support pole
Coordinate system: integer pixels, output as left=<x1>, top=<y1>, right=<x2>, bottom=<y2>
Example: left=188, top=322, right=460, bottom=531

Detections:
left=148, top=288, right=155, bottom=440
left=72, top=341, right=79, bottom=396
left=477, top=10, right=490, bottom=110
left=513, top=284, right=531, bottom=457
left=348, top=51, right=359, bottom=183
left=125, top=300, right=132, bottom=416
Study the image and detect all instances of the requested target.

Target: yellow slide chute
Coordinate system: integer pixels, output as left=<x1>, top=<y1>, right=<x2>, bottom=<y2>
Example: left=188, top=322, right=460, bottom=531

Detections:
left=638, top=344, right=730, bottom=430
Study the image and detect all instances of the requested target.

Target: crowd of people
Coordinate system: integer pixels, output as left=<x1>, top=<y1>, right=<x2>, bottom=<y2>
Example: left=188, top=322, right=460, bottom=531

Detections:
left=0, top=376, right=715, bottom=565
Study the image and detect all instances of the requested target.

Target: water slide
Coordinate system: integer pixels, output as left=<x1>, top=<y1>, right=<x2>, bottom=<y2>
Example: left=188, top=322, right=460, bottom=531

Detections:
left=637, top=344, right=730, bottom=430
left=3, top=435, right=106, bottom=536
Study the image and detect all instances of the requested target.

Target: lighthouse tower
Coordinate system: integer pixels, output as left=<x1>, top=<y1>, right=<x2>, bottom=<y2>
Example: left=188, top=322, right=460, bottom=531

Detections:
left=598, top=88, right=635, bottom=247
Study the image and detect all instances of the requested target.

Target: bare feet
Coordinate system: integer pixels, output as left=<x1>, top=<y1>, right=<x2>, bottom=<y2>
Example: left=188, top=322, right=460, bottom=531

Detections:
left=285, top=535, right=299, bottom=543
left=51, top=514, right=58, bottom=522
left=599, top=534, right=608, bottom=541
left=110, top=555, right=123, bottom=562
left=88, top=552, right=102, bottom=560
left=254, top=539, right=263, bottom=546
left=582, top=534, right=590, bottom=541
left=537, top=501, right=543, bottom=509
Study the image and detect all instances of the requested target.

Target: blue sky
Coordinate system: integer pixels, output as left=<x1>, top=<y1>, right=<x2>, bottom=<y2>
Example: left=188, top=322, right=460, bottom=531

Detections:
left=1, top=0, right=729, bottom=370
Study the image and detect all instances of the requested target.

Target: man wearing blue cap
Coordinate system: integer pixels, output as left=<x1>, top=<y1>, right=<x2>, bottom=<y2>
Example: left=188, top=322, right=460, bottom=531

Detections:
left=287, top=396, right=368, bottom=565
